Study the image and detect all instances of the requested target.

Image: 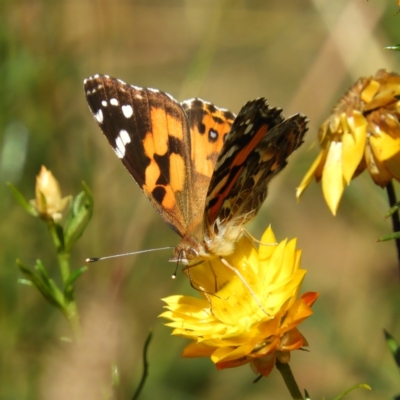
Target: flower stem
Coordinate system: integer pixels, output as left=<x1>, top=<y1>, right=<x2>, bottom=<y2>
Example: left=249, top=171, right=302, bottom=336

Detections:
left=385, top=181, right=400, bottom=274
left=132, top=330, right=152, bottom=400
left=276, top=360, right=304, bottom=400
left=58, top=251, right=70, bottom=284
left=47, top=220, right=81, bottom=337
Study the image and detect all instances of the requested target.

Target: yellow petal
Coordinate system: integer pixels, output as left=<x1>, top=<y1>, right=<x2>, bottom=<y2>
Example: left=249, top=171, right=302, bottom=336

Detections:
left=321, top=141, right=345, bottom=215
left=342, top=112, right=367, bottom=184
left=360, top=79, right=380, bottom=103
left=384, top=154, right=400, bottom=182
left=259, top=226, right=277, bottom=260
left=296, top=150, right=326, bottom=199
left=369, top=128, right=400, bottom=162
left=212, top=341, right=256, bottom=363
left=182, top=342, right=215, bottom=358
left=364, top=75, right=400, bottom=111
left=368, top=131, right=400, bottom=182
left=364, top=141, right=392, bottom=187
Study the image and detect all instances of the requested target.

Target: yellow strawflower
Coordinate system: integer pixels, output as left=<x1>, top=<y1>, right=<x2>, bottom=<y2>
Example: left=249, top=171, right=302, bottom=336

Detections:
left=160, top=227, right=318, bottom=378
left=297, top=69, right=400, bottom=214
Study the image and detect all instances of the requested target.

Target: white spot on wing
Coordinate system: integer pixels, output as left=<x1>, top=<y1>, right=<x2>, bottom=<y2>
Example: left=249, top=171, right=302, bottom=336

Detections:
left=244, top=123, right=253, bottom=135
left=114, top=147, right=124, bottom=158
left=101, top=100, right=107, bottom=107
left=110, top=98, right=119, bottom=106
left=122, top=105, right=133, bottom=118
left=94, top=109, right=103, bottom=123
left=115, top=136, right=126, bottom=158
left=148, top=88, right=159, bottom=93
left=119, top=129, right=131, bottom=144
left=117, top=79, right=126, bottom=85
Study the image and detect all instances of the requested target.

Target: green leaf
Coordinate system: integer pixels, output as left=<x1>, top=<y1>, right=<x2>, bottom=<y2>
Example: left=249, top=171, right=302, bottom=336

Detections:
left=111, top=363, right=120, bottom=387
left=18, top=278, right=33, bottom=286
left=331, top=383, right=372, bottom=400
left=64, top=266, right=88, bottom=297
left=385, top=44, right=400, bottom=51
left=64, top=182, right=93, bottom=251
left=385, top=201, right=400, bottom=218
left=384, top=329, right=400, bottom=368
left=7, top=182, right=38, bottom=217
left=17, top=259, right=66, bottom=311
left=377, top=231, right=400, bottom=242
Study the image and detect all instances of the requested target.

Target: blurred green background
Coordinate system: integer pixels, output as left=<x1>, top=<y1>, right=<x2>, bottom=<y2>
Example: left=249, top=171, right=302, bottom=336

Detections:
left=2, top=0, right=400, bottom=399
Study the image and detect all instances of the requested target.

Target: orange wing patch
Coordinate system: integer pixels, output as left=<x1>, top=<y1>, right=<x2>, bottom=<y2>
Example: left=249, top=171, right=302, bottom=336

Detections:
left=181, top=99, right=235, bottom=179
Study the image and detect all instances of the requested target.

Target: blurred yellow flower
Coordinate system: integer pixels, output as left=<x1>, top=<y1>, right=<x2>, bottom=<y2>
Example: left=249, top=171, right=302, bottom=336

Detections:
left=160, top=227, right=318, bottom=378
left=31, top=166, right=70, bottom=221
left=297, top=69, right=400, bottom=215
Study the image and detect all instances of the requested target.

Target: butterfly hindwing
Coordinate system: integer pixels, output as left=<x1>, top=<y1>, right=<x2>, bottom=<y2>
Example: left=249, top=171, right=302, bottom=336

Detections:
left=205, top=98, right=308, bottom=242
left=84, top=75, right=193, bottom=237
left=205, top=99, right=283, bottom=224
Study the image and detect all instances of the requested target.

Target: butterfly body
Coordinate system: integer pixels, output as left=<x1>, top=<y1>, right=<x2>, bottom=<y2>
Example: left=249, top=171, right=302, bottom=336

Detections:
left=84, top=75, right=308, bottom=266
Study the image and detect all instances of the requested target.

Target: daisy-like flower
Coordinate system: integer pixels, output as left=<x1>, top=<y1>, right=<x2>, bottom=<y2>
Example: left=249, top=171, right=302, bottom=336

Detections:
left=31, top=166, right=70, bottom=221
left=160, top=227, right=318, bottom=378
left=297, top=69, right=400, bottom=215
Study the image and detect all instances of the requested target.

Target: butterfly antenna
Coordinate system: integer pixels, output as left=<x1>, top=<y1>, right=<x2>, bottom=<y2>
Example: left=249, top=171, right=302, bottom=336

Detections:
left=172, top=250, right=185, bottom=279
left=86, top=247, right=174, bottom=263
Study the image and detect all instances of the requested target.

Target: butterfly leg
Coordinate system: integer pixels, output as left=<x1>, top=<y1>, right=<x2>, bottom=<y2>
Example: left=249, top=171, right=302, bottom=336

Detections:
left=243, top=229, right=278, bottom=247
left=219, top=257, right=270, bottom=316
left=183, top=262, right=222, bottom=302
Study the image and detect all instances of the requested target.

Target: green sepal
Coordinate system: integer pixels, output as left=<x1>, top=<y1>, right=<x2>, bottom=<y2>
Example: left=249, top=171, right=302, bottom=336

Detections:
left=64, top=182, right=93, bottom=251
left=7, top=182, right=38, bottom=217
left=17, top=259, right=66, bottom=311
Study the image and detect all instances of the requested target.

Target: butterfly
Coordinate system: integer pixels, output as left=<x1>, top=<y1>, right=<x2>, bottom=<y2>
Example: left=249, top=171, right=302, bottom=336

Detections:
left=84, top=74, right=308, bottom=266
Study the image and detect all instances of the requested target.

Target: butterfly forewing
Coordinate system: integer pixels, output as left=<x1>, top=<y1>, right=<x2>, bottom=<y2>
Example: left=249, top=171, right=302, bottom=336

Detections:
left=181, top=98, right=235, bottom=225
left=84, top=75, right=193, bottom=237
